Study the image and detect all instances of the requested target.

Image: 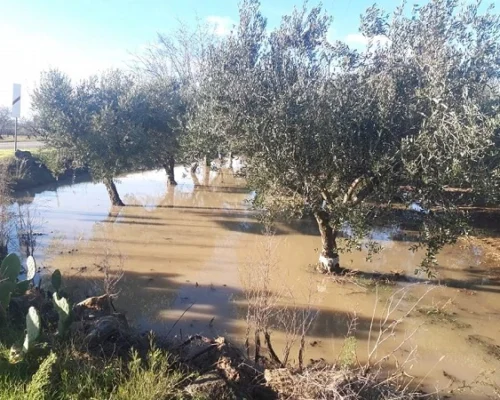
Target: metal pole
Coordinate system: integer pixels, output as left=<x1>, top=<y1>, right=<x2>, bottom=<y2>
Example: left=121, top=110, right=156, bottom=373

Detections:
left=14, top=118, right=18, bottom=152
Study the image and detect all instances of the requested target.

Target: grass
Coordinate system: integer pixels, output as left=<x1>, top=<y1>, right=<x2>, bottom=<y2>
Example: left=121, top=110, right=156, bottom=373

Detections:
left=0, top=325, right=190, bottom=400
left=0, top=148, right=63, bottom=178
left=0, top=136, right=37, bottom=143
left=416, top=299, right=472, bottom=330
left=0, top=150, right=15, bottom=160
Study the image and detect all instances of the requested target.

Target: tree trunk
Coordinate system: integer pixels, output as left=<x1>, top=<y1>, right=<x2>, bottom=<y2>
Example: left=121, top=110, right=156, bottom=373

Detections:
left=228, top=152, right=233, bottom=169
left=190, top=171, right=200, bottom=187
left=164, top=156, right=177, bottom=186
left=190, top=162, right=198, bottom=174
left=103, top=177, right=124, bottom=207
left=203, top=164, right=211, bottom=186
left=314, top=210, right=340, bottom=273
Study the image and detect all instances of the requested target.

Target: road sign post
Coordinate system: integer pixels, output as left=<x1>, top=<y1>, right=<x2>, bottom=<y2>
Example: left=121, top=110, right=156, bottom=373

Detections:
left=12, top=84, right=21, bottom=152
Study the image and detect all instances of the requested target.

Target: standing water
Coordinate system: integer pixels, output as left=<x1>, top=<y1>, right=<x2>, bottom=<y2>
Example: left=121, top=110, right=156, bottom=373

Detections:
left=12, top=166, right=500, bottom=397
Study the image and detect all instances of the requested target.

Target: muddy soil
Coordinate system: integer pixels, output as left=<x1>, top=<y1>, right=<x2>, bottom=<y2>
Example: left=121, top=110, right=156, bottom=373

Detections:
left=11, top=166, right=500, bottom=398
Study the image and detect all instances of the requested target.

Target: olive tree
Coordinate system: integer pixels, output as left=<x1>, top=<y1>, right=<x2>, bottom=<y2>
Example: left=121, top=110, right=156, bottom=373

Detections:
left=193, top=0, right=500, bottom=273
left=135, top=79, right=185, bottom=185
left=33, top=69, right=149, bottom=206
left=135, top=22, right=219, bottom=180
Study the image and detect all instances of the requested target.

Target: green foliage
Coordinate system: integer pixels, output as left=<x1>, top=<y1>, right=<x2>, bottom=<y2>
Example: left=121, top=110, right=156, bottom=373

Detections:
left=52, top=293, right=72, bottom=337
left=136, top=21, right=218, bottom=166
left=33, top=70, right=150, bottom=185
left=33, top=148, right=70, bottom=178
left=0, top=281, right=16, bottom=310
left=15, top=280, right=30, bottom=296
left=0, top=337, right=188, bottom=399
left=25, top=352, right=57, bottom=400
left=338, top=336, right=357, bottom=370
left=23, top=307, right=41, bottom=353
left=190, top=0, right=500, bottom=270
left=0, top=255, right=36, bottom=316
left=51, top=269, right=62, bottom=293
left=114, top=347, right=186, bottom=400
left=0, top=253, right=21, bottom=283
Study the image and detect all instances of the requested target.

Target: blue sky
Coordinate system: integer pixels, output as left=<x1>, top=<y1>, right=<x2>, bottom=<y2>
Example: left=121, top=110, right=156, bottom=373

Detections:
left=0, top=0, right=497, bottom=114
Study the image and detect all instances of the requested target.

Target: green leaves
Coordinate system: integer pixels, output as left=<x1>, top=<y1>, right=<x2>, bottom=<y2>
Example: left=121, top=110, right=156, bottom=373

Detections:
left=0, top=281, right=16, bottom=310
left=15, top=280, right=30, bottom=296
left=1, top=253, right=22, bottom=283
left=51, top=269, right=62, bottom=292
left=188, top=0, right=500, bottom=272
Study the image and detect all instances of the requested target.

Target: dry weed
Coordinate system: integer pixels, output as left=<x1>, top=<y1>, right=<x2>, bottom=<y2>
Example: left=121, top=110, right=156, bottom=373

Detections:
left=239, top=231, right=321, bottom=369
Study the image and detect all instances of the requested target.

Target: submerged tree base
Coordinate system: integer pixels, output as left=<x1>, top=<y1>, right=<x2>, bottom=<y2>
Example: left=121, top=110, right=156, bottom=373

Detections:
left=318, top=254, right=341, bottom=274
left=103, top=177, right=125, bottom=207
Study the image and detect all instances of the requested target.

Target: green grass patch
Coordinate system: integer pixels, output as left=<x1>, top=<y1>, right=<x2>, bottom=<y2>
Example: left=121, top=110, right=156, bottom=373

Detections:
left=0, top=136, right=35, bottom=143
left=33, top=148, right=67, bottom=177
left=0, top=324, right=190, bottom=400
left=0, top=150, right=15, bottom=160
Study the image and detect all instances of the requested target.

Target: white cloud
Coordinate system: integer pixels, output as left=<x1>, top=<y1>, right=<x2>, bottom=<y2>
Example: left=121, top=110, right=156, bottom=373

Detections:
left=206, top=16, right=234, bottom=37
left=345, top=33, right=390, bottom=48
left=0, top=23, right=130, bottom=115
left=326, top=26, right=337, bottom=44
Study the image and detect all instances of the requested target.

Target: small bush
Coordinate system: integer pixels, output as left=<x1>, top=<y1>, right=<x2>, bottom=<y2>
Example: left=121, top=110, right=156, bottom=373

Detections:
left=33, top=149, right=70, bottom=177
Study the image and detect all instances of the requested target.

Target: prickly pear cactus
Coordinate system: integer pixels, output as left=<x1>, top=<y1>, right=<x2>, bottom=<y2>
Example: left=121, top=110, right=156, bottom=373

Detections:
left=51, top=269, right=62, bottom=292
left=0, top=281, right=16, bottom=310
left=0, top=253, right=22, bottom=283
left=15, top=280, right=30, bottom=295
left=53, top=292, right=72, bottom=336
left=23, top=306, right=41, bottom=353
left=26, top=256, right=36, bottom=281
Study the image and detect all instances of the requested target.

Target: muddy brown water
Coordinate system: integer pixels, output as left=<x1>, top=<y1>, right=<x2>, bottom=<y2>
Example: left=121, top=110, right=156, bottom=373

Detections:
left=12, top=167, right=500, bottom=398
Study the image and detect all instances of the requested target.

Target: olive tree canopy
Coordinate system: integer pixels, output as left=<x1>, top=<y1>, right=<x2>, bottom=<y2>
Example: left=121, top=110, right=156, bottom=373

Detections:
left=190, top=0, right=500, bottom=273
left=33, top=69, right=151, bottom=206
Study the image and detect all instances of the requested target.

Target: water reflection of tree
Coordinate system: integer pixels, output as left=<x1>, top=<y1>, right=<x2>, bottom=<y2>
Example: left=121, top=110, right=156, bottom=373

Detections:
left=159, top=168, right=247, bottom=211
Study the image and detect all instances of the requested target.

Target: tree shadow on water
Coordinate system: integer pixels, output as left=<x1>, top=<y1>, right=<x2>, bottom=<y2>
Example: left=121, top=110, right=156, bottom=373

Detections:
left=335, top=264, right=500, bottom=295
left=60, top=269, right=387, bottom=347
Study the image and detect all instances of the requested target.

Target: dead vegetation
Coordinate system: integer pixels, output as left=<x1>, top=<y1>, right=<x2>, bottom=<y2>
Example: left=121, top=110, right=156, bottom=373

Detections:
left=238, top=232, right=320, bottom=370
left=262, top=287, right=435, bottom=400
left=236, top=232, right=437, bottom=399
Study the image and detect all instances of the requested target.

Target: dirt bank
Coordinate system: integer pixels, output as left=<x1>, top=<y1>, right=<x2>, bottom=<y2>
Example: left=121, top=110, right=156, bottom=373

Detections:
left=0, top=149, right=88, bottom=192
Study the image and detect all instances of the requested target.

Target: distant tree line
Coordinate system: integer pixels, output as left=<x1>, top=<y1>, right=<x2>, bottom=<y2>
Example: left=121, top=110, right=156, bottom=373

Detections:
left=0, top=107, right=41, bottom=139
left=32, top=0, right=500, bottom=273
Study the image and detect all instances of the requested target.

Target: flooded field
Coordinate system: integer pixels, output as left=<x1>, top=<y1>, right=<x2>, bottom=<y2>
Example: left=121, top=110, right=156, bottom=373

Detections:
left=13, top=166, right=500, bottom=398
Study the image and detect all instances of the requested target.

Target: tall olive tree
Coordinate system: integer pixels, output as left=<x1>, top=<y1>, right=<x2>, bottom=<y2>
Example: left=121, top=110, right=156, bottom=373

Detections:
left=135, top=22, right=219, bottom=181
left=193, top=0, right=500, bottom=273
left=33, top=69, right=149, bottom=206
left=136, top=79, right=185, bottom=185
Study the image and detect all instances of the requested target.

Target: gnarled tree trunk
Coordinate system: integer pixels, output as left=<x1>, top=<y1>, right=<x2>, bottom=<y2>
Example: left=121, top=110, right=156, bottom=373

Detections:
left=314, top=210, right=340, bottom=273
left=164, top=156, right=177, bottom=186
left=103, top=177, right=124, bottom=207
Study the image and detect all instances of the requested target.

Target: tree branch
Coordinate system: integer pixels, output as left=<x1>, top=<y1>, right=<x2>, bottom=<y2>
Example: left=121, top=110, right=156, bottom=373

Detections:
left=343, top=176, right=364, bottom=204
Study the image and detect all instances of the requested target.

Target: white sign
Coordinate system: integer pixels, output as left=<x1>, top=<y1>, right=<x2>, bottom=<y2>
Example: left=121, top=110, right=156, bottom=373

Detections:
left=12, top=83, right=21, bottom=118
